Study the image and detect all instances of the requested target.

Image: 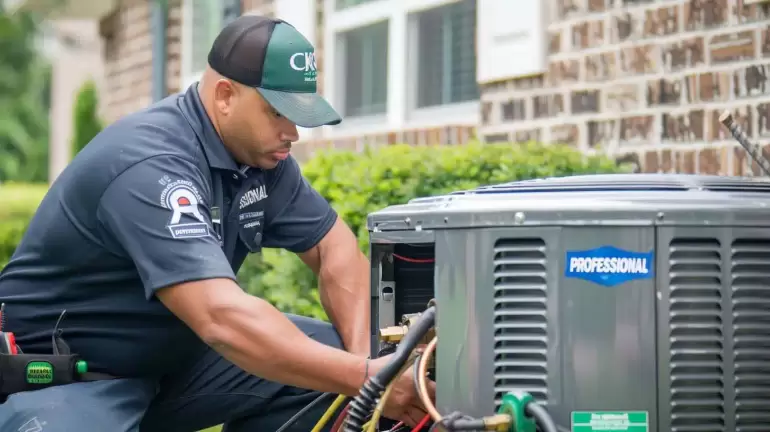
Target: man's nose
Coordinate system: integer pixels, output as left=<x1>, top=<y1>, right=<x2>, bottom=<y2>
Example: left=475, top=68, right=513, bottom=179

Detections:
left=280, top=122, right=299, bottom=142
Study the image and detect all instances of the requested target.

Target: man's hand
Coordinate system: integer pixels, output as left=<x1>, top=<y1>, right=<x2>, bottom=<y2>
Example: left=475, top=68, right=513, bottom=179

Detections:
left=368, top=354, right=437, bottom=427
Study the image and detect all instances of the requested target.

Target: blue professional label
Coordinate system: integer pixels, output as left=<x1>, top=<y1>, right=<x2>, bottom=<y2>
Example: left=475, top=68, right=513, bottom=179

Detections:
left=565, top=245, right=654, bottom=287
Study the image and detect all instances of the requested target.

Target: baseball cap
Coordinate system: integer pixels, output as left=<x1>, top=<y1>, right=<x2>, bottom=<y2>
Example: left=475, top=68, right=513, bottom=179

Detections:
left=207, top=15, right=342, bottom=128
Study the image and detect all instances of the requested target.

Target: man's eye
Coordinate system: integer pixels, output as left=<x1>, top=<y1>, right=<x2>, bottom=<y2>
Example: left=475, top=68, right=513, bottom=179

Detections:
left=273, top=111, right=284, bottom=118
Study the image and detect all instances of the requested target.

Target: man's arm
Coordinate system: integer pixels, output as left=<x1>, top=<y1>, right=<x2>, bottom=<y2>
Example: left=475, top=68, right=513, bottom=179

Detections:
left=157, top=278, right=367, bottom=396
left=263, top=156, right=371, bottom=356
left=298, top=217, right=371, bottom=357
left=96, top=154, right=367, bottom=395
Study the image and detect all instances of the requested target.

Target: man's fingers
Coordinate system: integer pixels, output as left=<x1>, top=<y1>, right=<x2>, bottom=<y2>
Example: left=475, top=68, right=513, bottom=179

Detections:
left=399, top=413, right=418, bottom=428
left=405, top=407, right=428, bottom=427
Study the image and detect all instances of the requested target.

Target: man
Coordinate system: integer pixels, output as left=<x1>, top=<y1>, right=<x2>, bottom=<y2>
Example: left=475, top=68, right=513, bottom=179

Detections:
left=0, top=15, right=433, bottom=432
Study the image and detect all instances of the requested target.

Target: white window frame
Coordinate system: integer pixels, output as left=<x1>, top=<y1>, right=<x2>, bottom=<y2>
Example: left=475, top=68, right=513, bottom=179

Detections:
left=322, top=0, right=479, bottom=139
left=181, top=0, right=223, bottom=89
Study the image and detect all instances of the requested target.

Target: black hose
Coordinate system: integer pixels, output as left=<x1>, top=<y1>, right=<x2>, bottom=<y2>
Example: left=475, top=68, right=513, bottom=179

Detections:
left=343, top=305, right=437, bottom=432
left=442, top=419, right=485, bottom=430
left=427, top=402, right=558, bottom=432
left=526, top=402, right=558, bottom=432
left=274, top=391, right=334, bottom=432
left=342, top=378, right=385, bottom=432
left=426, top=411, right=479, bottom=431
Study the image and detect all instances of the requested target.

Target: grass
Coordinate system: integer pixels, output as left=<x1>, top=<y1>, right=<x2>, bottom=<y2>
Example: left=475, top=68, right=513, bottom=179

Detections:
left=200, top=427, right=222, bottom=432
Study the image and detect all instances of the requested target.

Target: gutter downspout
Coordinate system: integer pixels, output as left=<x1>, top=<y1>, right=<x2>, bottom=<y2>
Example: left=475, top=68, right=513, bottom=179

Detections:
left=151, top=0, right=167, bottom=102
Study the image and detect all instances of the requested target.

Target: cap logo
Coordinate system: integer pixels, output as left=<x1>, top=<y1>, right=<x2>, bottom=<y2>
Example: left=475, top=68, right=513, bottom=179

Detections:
left=289, top=52, right=317, bottom=82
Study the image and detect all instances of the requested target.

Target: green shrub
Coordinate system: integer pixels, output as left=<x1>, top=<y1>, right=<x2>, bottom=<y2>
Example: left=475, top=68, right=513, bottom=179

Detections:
left=0, top=182, right=47, bottom=267
left=242, top=141, right=631, bottom=320
left=71, top=79, right=103, bottom=158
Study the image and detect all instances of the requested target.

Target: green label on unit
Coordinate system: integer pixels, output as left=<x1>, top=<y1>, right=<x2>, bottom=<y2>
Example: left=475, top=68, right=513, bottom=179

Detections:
left=571, top=411, right=649, bottom=432
left=26, top=361, right=54, bottom=384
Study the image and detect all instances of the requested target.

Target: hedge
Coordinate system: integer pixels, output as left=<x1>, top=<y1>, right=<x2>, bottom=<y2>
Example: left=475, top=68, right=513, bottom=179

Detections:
left=0, top=182, right=47, bottom=268
left=241, top=141, right=630, bottom=320
left=0, top=142, right=630, bottom=319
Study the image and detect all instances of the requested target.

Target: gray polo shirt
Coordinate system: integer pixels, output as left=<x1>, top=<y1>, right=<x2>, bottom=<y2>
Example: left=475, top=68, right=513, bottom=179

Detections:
left=0, top=84, right=337, bottom=378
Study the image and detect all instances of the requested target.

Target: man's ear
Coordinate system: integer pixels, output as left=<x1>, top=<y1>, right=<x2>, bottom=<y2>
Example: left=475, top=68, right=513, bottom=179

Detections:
left=213, top=79, right=236, bottom=116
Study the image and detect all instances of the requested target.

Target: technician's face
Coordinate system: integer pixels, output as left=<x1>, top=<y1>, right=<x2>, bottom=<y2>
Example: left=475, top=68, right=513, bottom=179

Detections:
left=212, top=79, right=299, bottom=169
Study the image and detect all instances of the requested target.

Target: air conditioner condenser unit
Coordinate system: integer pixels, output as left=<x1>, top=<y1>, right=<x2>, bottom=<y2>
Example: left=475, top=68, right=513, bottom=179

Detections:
left=367, top=173, right=770, bottom=432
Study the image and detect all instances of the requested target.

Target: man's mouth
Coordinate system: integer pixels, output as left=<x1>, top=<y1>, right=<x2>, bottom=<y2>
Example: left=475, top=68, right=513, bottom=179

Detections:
left=272, top=148, right=291, bottom=160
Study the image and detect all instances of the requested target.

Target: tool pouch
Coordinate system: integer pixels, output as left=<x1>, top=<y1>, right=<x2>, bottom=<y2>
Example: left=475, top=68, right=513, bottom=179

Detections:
left=0, top=311, right=118, bottom=403
left=0, top=353, right=81, bottom=397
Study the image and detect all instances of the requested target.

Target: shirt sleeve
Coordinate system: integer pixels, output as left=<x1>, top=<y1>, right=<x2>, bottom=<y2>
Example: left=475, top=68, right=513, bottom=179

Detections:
left=263, top=155, right=338, bottom=253
left=96, top=154, right=237, bottom=300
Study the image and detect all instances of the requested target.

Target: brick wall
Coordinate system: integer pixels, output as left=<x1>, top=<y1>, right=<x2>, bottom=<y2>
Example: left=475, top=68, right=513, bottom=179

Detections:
left=479, top=0, right=770, bottom=175
left=166, top=0, right=182, bottom=95
left=291, top=126, right=477, bottom=162
left=99, top=0, right=181, bottom=123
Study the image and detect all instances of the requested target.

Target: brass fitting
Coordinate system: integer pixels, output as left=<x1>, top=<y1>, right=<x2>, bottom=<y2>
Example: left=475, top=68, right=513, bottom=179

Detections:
left=379, top=310, right=437, bottom=345
left=482, top=414, right=512, bottom=431
left=379, top=301, right=438, bottom=358
left=379, top=325, right=410, bottom=343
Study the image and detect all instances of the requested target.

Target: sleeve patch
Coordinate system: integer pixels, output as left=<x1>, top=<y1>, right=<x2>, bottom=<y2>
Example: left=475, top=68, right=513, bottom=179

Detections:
left=159, top=176, right=211, bottom=239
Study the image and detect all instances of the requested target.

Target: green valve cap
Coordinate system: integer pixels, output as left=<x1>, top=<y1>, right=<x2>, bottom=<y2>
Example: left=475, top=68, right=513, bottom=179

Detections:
left=498, top=391, right=536, bottom=432
left=76, top=360, right=88, bottom=374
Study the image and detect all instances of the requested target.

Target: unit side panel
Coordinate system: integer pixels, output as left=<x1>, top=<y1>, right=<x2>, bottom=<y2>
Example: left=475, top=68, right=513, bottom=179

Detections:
left=435, top=227, right=561, bottom=421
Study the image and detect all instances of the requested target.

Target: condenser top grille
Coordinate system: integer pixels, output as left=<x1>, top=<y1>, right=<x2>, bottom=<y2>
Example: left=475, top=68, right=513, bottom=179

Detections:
left=367, top=173, right=770, bottom=231
left=451, top=174, right=770, bottom=196
left=452, top=174, right=692, bottom=195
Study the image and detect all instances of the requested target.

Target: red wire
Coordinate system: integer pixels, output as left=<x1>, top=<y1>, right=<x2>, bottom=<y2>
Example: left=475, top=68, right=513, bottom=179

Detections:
left=411, top=414, right=432, bottom=431
left=393, top=253, right=435, bottom=264
left=332, top=405, right=428, bottom=431
left=331, top=403, right=350, bottom=432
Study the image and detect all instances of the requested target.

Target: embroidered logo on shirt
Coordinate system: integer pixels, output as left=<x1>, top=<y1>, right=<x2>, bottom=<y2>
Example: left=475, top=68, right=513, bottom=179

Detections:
left=239, top=184, right=268, bottom=209
left=159, top=179, right=210, bottom=239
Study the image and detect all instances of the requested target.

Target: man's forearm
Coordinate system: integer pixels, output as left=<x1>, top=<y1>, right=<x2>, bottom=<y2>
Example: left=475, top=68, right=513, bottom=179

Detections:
left=205, top=293, right=367, bottom=396
left=317, top=246, right=371, bottom=357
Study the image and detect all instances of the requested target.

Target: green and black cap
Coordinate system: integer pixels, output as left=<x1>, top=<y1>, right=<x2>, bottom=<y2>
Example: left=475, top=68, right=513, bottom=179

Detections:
left=207, top=15, right=342, bottom=128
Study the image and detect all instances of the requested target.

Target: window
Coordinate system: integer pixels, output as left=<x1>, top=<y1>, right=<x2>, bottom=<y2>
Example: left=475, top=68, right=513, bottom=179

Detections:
left=183, top=0, right=223, bottom=84
left=341, top=20, right=389, bottom=118
left=336, top=0, right=380, bottom=10
left=413, top=0, right=478, bottom=109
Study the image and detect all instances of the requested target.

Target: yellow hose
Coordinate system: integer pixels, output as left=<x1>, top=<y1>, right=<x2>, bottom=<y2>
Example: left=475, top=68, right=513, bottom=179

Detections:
left=311, top=394, right=348, bottom=432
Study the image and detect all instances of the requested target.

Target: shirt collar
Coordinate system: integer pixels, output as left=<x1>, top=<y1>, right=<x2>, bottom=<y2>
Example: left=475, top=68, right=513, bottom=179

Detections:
left=178, top=83, right=243, bottom=174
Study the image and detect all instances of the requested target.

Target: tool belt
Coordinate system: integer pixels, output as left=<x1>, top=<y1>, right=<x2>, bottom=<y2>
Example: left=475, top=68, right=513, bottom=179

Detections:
left=0, top=309, right=116, bottom=402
